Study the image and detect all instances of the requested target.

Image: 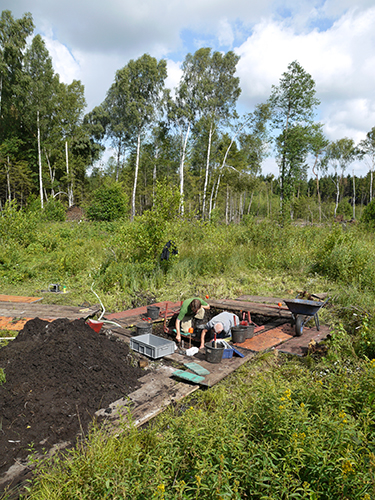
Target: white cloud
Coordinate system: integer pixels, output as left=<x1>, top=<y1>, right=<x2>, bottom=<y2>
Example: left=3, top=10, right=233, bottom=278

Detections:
left=235, top=6, right=375, bottom=176
left=9, top=0, right=375, bottom=176
left=43, top=36, right=80, bottom=84
left=166, top=60, right=182, bottom=95
left=217, top=19, right=235, bottom=47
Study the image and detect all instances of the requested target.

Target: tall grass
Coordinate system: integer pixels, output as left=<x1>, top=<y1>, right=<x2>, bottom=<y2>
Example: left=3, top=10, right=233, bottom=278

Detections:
left=22, top=349, right=375, bottom=499
left=2, top=209, right=375, bottom=498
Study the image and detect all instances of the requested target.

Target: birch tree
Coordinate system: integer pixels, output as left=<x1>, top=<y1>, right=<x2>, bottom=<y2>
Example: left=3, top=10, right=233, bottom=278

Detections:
left=104, top=55, right=167, bottom=220
left=197, top=49, right=241, bottom=218
left=0, top=10, right=34, bottom=140
left=308, top=124, right=329, bottom=222
left=326, top=138, right=356, bottom=217
left=269, top=61, right=320, bottom=217
left=358, top=127, right=375, bottom=203
left=23, top=34, right=57, bottom=209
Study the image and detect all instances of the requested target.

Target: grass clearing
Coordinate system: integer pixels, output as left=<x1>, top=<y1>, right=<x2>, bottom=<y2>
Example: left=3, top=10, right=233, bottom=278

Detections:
left=1, top=213, right=375, bottom=498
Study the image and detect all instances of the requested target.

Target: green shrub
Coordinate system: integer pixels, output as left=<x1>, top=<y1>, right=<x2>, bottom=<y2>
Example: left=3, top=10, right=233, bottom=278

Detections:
left=113, top=181, right=181, bottom=272
left=87, top=183, right=128, bottom=221
left=0, top=201, right=40, bottom=246
left=361, top=198, right=375, bottom=225
left=313, top=225, right=375, bottom=289
left=0, top=368, right=5, bottom=385
left=337, top=198, right=353, bottom=218
left=42, top=198, right=66, bottom=222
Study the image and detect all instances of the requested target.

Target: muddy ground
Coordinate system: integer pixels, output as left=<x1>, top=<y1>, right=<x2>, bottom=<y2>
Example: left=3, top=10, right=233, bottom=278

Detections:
left=0, top=318, right=146, bottom=497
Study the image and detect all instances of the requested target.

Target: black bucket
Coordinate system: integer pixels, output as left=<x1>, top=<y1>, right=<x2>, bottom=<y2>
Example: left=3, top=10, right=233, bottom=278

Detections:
left=231, top=327, right=247, bottom=344
left=136, top=322, right=152, bottom=336
left=147, top=306, right=160, bottom=320
left=205, top=342, right=224, bottom=363
left=246, top=324, right=255, bottom=339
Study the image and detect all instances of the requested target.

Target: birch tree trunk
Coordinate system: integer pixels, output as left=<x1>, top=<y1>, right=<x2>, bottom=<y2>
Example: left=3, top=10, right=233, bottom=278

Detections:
left=45, top=150, right=55, bottom=197
left=153, top=147, right=158, bottom=201
left=334, top=177, right=340, bottom=218
left=225, top=184, right=229, bottom=224
left=352, top=169, right=356, bottom=219
left=66, top=141, right=74, bottom=207
left=6, top=156, right=11, bottom=202
left=312, top=154, right=322, bottom=223
left=370, top=167, right=373, bottom=203
left=179, top=123, right=190, bottom=215
left=209, top=178, right=216, bottom=219
left=131, top=132, right=141, bottom=221
left=37, top=110, right=44, bottom=209
left=202, top=124, right=213, bottom=218
left=247, top=192, right=254, bottom=215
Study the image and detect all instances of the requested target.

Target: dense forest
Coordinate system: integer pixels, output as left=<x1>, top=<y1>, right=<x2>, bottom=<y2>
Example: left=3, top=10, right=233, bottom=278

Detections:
left=1, top=9, right=375, bottom=222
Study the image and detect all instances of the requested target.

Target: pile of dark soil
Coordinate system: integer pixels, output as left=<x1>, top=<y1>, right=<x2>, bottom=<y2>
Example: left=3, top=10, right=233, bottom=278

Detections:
left=65, top=205, right=84, bottom=221
left=0, top=318, right=145, bottom=494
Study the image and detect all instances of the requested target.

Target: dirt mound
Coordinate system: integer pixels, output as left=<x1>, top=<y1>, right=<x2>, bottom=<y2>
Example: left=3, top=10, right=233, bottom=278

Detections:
left=65, top=205, right=84, bottom=221
left=0, top=318, right=145, bottom=494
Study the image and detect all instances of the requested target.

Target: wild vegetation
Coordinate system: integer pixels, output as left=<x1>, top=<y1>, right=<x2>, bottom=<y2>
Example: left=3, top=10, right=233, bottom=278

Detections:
left=1, top=181, right=375, bottom=498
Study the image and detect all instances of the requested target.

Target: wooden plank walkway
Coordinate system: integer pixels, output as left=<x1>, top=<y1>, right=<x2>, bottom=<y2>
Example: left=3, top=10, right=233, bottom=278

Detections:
left=0, top=302, right=101, bottom=330
left=0, top=295, right=43, bottom=303
left=208, top=298, right=291, bottom=318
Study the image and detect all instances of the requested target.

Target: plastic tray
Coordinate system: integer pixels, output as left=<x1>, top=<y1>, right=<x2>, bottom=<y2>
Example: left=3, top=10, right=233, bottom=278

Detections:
left=216, top=340, right=233, bottom=359
left=130, top=333, right=175, bottom=359
left=222, top=348, right=234, bottom=359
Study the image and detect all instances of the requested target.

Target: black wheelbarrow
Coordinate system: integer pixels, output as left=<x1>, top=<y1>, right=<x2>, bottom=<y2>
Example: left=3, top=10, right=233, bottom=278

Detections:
left=283, top=297, right=330, bottom=336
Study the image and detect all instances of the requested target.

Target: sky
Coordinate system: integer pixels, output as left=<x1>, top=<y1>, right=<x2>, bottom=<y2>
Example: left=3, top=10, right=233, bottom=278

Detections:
left=4, top=0, right=375, bottom=177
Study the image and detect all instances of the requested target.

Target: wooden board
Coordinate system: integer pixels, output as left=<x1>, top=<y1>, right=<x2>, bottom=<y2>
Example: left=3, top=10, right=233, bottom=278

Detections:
left=105, top=301, right=182, bottom=321
left=164, top=349, right=254, bottom=388
left=276, top=324, right=331, bottom=356
left=236, top=295, right=287, bottom=304
left=96, top=365, right=199, bottom=428
left=208, top=298, right=291, bottom=318
left=0, top=294, right=43, bottom=303
left=184, top=362, right=210, bottom=376
left=0, top=303, right=101, bottom=330
left=235, top=325, right=293, bottom=351
left=0, top=317, right=41, bottom=331
left=172, top=370, right=205, bottom=384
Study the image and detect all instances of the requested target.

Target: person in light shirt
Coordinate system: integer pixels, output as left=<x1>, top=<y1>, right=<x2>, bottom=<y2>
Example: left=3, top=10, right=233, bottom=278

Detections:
left=199, top=311, right=240, bottom=349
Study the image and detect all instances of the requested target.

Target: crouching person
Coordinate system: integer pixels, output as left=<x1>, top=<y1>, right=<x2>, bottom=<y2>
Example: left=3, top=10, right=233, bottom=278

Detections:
left=199, top=311, right=240, bottom=349
left=175, top=297, right=210, bottom=344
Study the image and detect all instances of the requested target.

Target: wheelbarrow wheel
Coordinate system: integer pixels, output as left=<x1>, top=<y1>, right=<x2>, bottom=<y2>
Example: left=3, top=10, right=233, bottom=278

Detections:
left=295, top=315, right=304, bottom=336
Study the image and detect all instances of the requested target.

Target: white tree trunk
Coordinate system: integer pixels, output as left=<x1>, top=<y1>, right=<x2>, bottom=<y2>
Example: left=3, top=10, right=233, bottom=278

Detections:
left=208, top=178, right=216, bottom=219
left=37, top=110, right=44, bottom=209
left=131, top=132, right=141, bottom=221
left=66, top=141, right=74, bottom=207
left=247, top=191, right=254, bottom=215
left=352, top=169, right=356, bottom=219
left=370, top=167, right=373, bottom=203
left=179, top=123, right=190, bottom=216
left=334, top=178, right=339, bottom=218
left=202, top=124, right=213, bottom=218
left=153, top=147, right=158, bottom=201
left=225, top=184, right=229, bottom=224
left=6, top=156, right=11, bottom=202
left=45, top=150, right=55, bottom=197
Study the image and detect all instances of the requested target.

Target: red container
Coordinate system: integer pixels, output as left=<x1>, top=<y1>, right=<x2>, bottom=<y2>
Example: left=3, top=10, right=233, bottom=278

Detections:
left=87, top=319, right=103, bottom=333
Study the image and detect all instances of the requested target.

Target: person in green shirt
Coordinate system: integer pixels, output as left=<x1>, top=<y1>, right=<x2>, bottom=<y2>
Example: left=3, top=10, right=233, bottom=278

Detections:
left=175, top=297, right=210, bottom=343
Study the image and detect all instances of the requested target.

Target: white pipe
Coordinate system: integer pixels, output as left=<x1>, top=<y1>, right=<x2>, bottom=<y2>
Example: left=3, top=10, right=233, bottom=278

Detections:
left=90, top=281, right=105, bottom=320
